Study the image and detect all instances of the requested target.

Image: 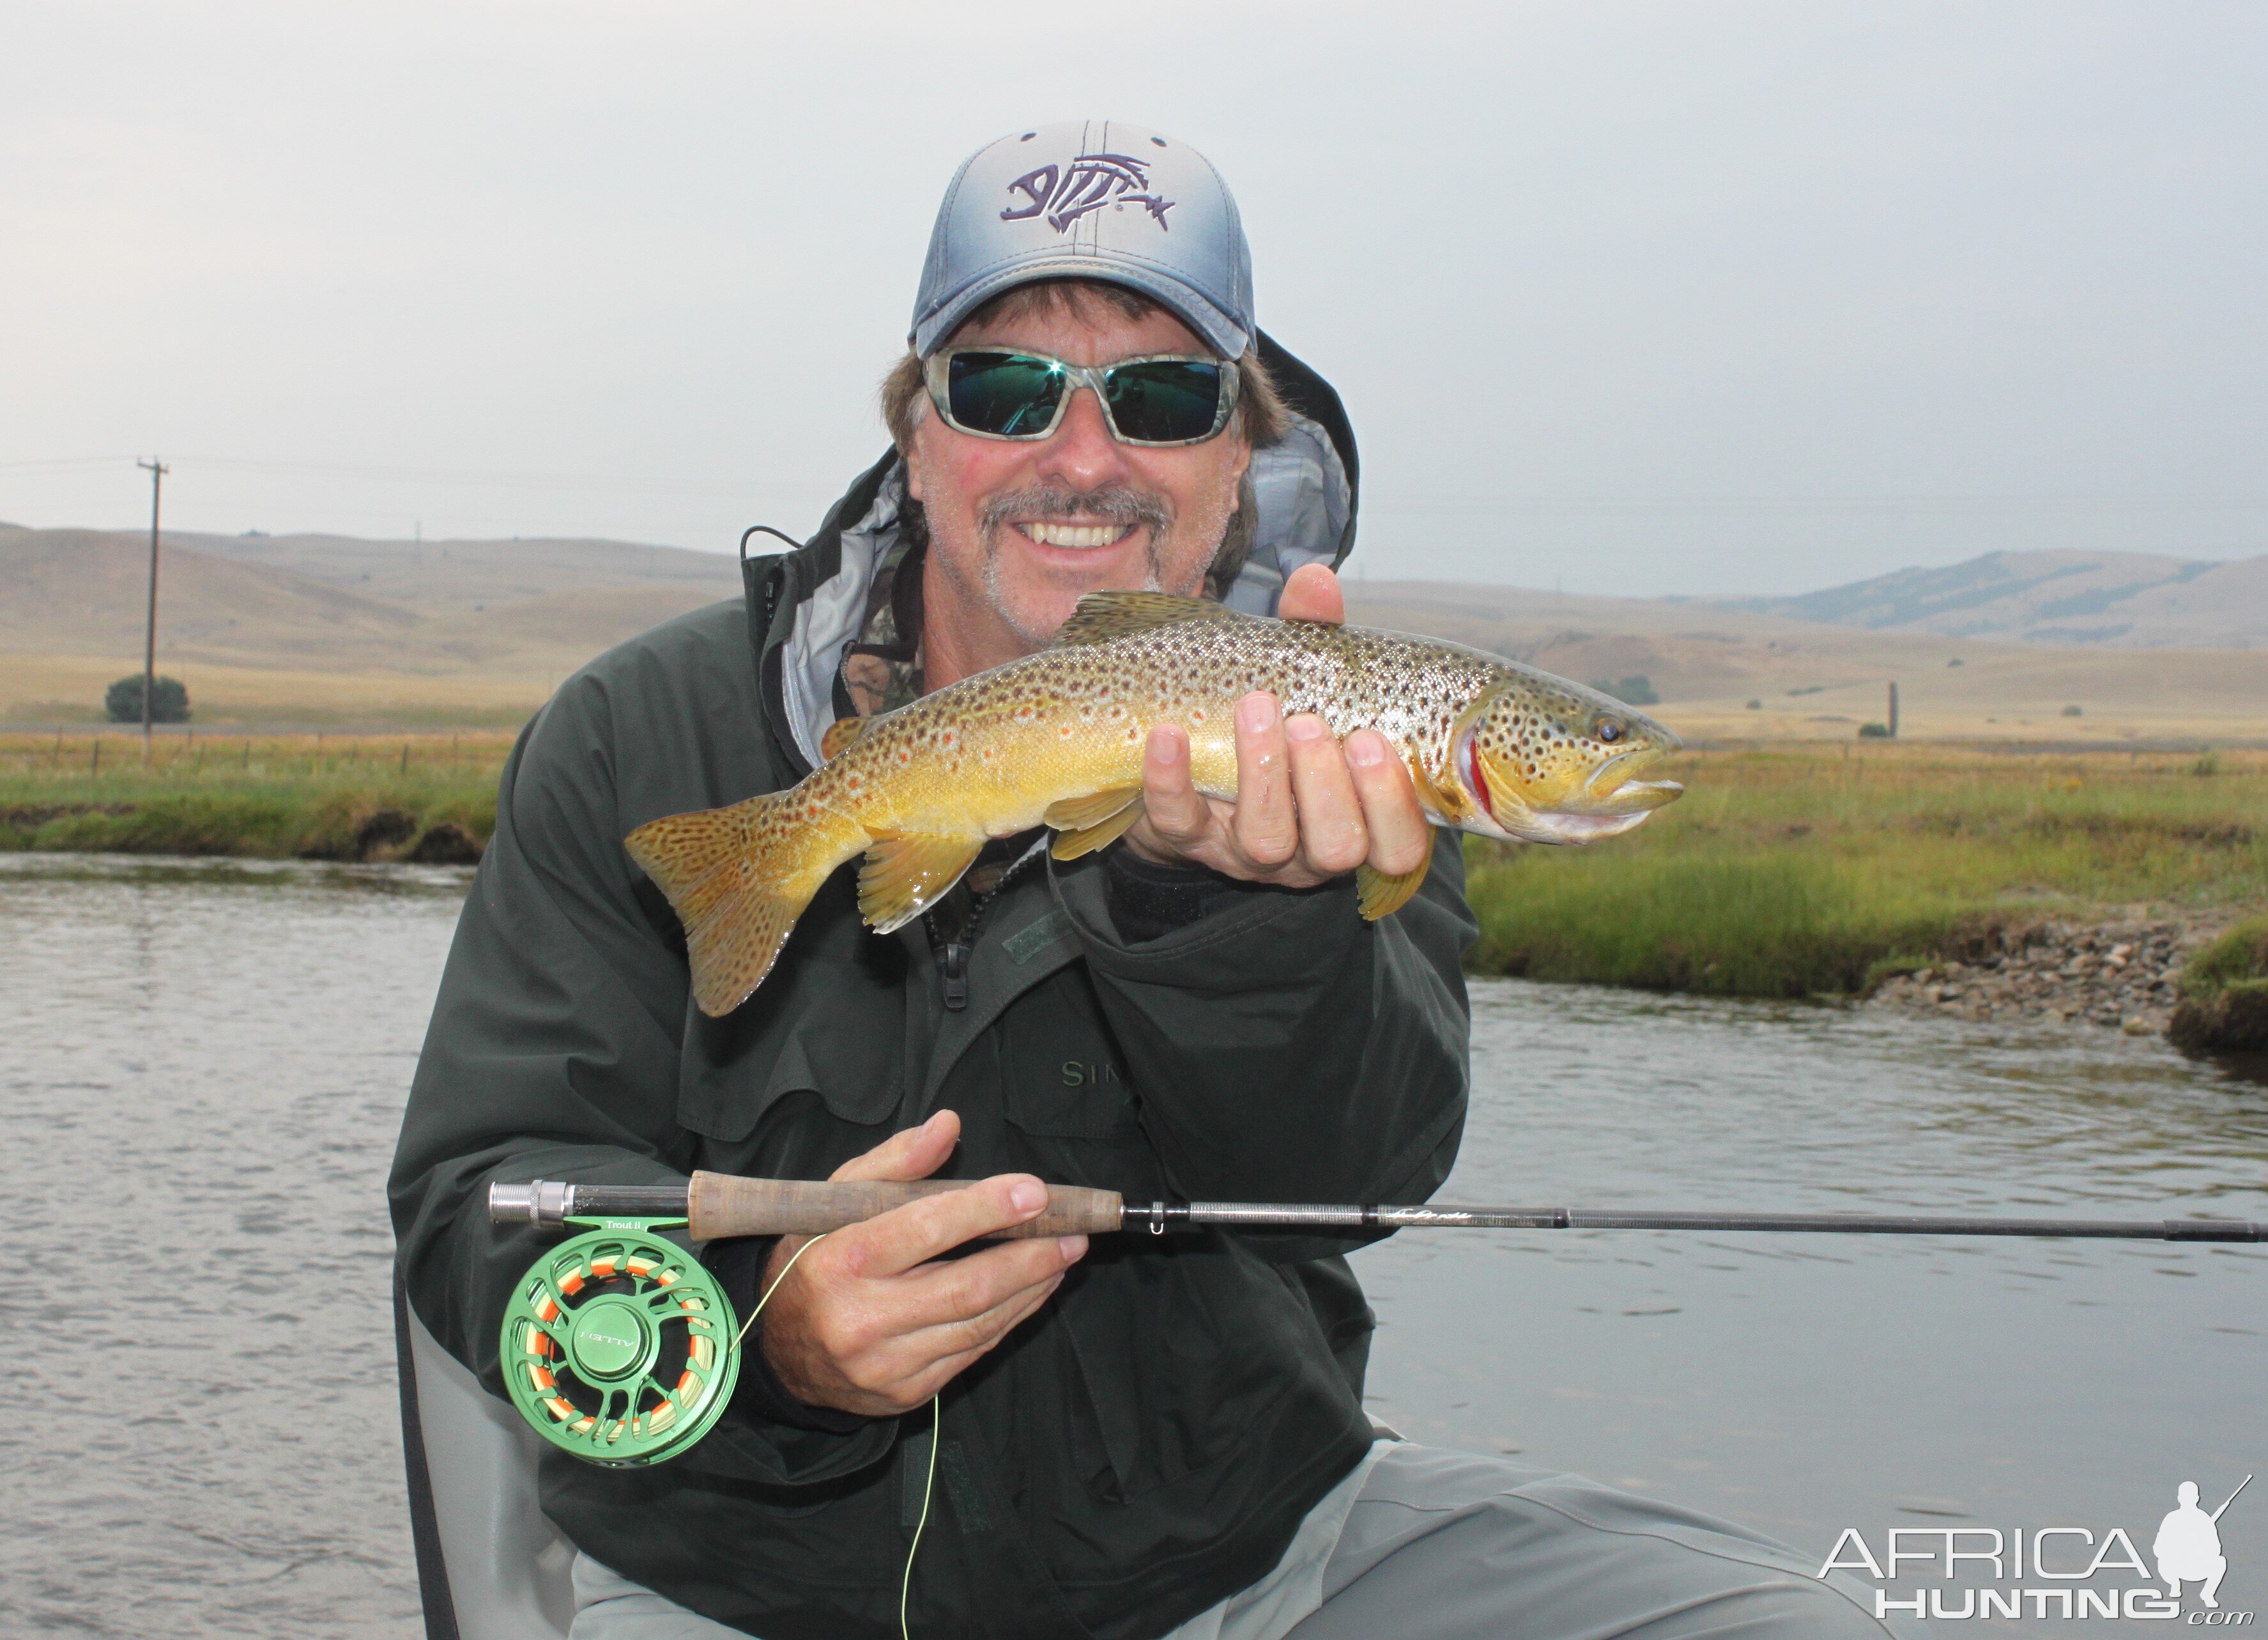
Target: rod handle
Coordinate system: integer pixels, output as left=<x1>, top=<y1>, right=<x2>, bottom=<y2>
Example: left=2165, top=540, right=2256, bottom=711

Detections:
left=687, top=1172, right=1123, bottom=1241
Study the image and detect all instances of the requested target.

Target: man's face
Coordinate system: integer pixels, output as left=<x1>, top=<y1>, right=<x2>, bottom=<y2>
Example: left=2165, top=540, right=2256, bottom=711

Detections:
left=907, top=296, right=1252, bottom=662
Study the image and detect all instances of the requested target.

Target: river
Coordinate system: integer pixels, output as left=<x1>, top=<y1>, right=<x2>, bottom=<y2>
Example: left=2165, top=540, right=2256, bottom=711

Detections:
left=3, top=854, right=2262, bottom=1635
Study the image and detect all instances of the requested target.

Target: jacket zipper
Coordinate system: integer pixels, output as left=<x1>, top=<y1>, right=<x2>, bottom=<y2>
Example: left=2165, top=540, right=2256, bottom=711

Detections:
left=928, top=838, right=1047, bottom=1012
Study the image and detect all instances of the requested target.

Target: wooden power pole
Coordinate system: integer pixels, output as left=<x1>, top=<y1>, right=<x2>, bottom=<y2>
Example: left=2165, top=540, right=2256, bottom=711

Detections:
left=137, top=457, right=169, bottom=763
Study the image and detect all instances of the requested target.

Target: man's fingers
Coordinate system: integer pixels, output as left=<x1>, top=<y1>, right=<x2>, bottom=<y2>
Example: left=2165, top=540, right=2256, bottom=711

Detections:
left=1133, top=723, right=1210, bottom=847
left=1230, top=693, right=1298, bottom=868
left=886, top=1232, right=1081, bottom=1335
left=1278, top=563, right=1346, bottom=625
left=829, top=1108, right=959, bottom=1184
left=1283, top=714, right=1367, bottom=876
left=1345, top=731, right=1432, bottom=876
left=905, top=1276, right=1066, bottom=1380
left=836, top=1172, right=1053, bottom=1280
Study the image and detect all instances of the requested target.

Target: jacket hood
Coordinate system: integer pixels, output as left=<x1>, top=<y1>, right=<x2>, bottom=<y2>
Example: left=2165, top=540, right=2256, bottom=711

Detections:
left=752, top=330, right=1358, bottom=774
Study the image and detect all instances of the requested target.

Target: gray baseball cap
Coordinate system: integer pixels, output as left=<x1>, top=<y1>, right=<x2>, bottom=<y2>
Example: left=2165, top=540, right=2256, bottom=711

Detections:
left=910, top=120, right=1254, bottom=360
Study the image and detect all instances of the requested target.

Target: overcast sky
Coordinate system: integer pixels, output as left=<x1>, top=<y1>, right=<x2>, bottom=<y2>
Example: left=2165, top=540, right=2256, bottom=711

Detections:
left=3, top=1, right=2263, bottom=597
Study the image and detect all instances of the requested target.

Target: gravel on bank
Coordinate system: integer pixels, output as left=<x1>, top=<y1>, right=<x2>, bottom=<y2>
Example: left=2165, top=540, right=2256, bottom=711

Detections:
left=1866, top=921, right=2201, bottom=1037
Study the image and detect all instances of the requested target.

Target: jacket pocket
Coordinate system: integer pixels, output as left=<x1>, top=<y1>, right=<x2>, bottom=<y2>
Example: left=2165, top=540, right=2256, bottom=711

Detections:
left=675, top=866, right=907, bottom=1140
left=995, top=968, right=1142, bottom=1139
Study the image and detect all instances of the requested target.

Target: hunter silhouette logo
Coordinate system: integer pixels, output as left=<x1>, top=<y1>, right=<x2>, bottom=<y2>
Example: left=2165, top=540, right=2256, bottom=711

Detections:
left=1818, top=1475, right=2253, bottom=1622
left=1000, top=153, right=1174, bottom=234
left=2157, top=1476, right=2248, bottom=1611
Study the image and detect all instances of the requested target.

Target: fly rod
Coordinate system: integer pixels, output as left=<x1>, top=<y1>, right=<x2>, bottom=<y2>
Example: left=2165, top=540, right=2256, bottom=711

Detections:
left=489, top=1174, right=2268, bottom=1243
left=487, top=1174, right=2263, bottom=1471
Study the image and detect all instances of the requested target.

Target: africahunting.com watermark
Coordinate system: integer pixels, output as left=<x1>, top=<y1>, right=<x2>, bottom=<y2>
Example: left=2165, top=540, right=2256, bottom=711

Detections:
left=1818, top=1476, right=2251, bottom=1623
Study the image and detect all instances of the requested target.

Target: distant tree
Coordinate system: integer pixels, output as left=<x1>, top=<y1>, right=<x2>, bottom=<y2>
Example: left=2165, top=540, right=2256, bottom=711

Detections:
left=1858, top=721, right=1893, bottom=739
left=2060, top=704, right=2083, bottom=717
left=1589, top=673, right=1661, bottom=706
left=105, top=674, right=190, bottom=724
left=1745, top=699, right=1763, bottom=710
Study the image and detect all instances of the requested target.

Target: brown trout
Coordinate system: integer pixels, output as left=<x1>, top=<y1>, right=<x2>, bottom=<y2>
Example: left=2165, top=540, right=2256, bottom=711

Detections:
left=629, top=592, right=1682, bottom=1016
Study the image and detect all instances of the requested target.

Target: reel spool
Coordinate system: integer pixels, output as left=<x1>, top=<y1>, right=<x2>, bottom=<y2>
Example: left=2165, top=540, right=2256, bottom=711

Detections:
left=498, top=1217, right=740, bottom=1467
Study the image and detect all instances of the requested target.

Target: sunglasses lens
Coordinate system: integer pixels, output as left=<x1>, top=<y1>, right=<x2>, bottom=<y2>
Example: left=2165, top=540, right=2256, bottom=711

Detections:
left=1103, top=360, right=1225, bottom=443
left=945, top=353, right=1066, bottom=437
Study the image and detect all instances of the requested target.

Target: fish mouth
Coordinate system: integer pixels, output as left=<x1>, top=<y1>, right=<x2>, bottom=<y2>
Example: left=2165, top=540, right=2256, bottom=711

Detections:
left=1574, top=744, right=1684, bottom=814
left=1496, top=742, right=1685, bottom=845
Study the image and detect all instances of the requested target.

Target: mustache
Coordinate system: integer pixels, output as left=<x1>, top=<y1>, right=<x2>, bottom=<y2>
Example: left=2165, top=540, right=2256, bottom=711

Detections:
left=978, top=484, right=1172, bottom=537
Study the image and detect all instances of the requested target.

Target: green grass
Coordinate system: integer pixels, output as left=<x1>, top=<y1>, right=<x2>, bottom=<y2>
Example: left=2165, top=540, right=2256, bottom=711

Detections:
left=2167, top=917, right=2268, bottom=1054
left=1464, top=746, right=2268, bottom=999
left=0, top=732, right=509, bottom=861
left=10, top=734, right=2268, bottom=1002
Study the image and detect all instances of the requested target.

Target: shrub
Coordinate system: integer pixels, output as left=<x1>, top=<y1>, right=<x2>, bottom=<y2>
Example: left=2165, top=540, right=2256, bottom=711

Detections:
left=105, top=674, right=190, bottom=723
left=1858, top=722, right=1893, bottom=739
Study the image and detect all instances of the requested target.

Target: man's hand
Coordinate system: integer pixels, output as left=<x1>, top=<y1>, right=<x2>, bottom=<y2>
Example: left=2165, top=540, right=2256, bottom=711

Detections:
left=1123, top=563, right=1432, bottom=887
left=756, top=1110, right=1086, bottom=1417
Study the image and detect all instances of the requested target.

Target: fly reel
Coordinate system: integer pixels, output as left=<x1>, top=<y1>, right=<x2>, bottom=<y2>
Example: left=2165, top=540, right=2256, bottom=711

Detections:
left=498, top=1216, right=740, bottom=1468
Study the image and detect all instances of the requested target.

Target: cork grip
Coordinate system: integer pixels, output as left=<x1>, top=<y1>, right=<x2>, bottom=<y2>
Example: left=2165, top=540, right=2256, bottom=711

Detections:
left=687, top=1172, right=1124, bottom=1241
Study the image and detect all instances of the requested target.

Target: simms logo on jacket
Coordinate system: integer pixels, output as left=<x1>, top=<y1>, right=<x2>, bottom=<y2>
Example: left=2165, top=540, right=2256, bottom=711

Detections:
left=1818, top=1476, right=2252, bottom=1623
left=1001, top=153, right=1174, bottom=234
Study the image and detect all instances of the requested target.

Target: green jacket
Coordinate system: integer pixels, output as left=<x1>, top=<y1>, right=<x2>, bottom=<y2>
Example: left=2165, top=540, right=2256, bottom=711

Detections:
left=390, top=368, right=1476, bottom=1639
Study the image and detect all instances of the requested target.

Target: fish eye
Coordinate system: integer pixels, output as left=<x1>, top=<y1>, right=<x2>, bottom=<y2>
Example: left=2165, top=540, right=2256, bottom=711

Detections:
left=1595, top=720, right=1623, bottom=743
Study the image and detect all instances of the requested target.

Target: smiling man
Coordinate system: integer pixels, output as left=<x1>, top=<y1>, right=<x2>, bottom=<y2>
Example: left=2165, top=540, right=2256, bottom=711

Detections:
left=391, top=122, right=1899, bottom=1639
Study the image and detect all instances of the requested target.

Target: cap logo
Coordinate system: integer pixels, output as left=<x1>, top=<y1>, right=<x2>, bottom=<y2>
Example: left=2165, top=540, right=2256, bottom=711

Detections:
left=1000, top=153, right=1174, bottom=234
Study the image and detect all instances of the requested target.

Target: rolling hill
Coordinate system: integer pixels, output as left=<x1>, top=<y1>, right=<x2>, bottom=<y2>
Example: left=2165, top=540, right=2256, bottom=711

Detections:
left=1720, top=548, right=2268, bottom=648
left=4, top=523, right=2264, bottom=738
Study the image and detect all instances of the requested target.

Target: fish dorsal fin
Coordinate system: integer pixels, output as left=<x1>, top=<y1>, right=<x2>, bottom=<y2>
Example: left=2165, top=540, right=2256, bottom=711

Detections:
left=819, top=716, right=867, bottom=763
left=1052, top=591, right=1241, bottom=648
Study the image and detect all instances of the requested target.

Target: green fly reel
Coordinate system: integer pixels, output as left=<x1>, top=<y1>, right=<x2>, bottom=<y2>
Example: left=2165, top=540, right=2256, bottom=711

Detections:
left=499, top=1218, right=740, bottom=1468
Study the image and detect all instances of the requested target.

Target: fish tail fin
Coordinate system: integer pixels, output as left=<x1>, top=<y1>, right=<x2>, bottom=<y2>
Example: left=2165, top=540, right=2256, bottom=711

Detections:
left=625, top=791, right=839, bottom=1016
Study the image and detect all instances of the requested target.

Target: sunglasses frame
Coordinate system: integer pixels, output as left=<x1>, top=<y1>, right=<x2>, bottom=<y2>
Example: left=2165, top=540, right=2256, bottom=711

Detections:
left=923, top=348, right=1242, bottom=447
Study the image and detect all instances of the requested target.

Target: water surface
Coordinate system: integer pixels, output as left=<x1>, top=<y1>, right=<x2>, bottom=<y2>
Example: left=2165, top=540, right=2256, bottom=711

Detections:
left=3, top=855, right=2261, bottom=1634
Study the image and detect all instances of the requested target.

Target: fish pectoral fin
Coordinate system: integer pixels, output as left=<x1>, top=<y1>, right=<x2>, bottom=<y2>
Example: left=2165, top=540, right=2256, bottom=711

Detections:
left=1410, top=759, right=1471, bottom=826
left=1046, top=790, right=1147, bottom=861
left=1051, top=590, right=1242, bottom=647
left=1043, top=787, right=1143, bottom=833
left=1354, top=850, right=1431, bottom=921
left=818, top=716, right=868, bottom=762
left=857, top=832, right=983, bottom=935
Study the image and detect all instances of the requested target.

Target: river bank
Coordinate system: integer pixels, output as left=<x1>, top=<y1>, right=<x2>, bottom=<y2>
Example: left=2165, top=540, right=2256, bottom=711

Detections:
left=0, top=731, right=510, bottom=862
left=1464, top=743, right=2267, bottom=1036
left=8, top=735, right=2265, bottom=1040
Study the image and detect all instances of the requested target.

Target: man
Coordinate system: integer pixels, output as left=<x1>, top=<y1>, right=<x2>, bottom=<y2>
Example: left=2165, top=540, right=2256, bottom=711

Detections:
left=2154, top=1481, right=2231, bottom=1608
left=392, top=121, right=1894, bottom=1638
